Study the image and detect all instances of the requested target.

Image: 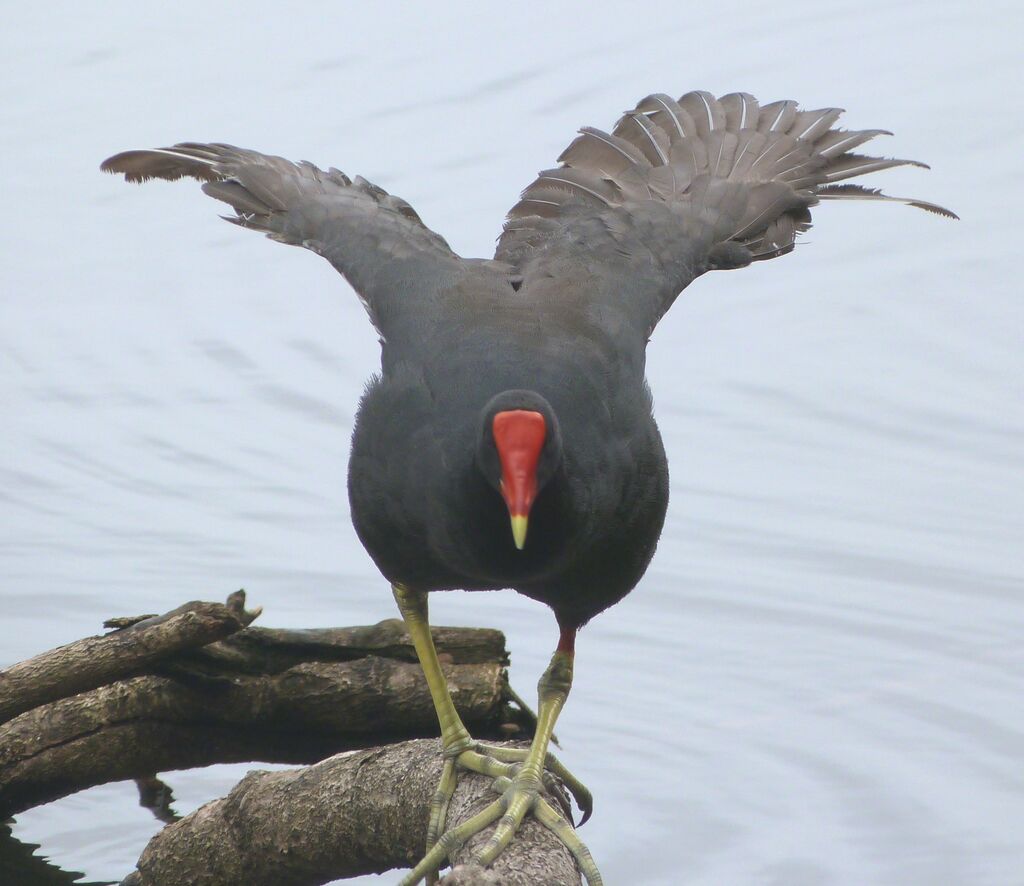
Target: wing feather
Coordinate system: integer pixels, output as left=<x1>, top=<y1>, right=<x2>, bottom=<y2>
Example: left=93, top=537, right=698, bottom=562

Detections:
left=495, top=90, right=954, bottom=338
left=102, top=143, right=489, bottom=343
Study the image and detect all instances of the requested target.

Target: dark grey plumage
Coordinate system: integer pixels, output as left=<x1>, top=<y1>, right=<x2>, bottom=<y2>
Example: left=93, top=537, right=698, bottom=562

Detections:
left=101, top=90, right=954, bottom=347
left=102, top=142, right=471, bottom=347
left=497, top=90, right=955, bottom=336
left=100, top=93, right=956, bottom=886
left=101, top=89, right=954, bottom=628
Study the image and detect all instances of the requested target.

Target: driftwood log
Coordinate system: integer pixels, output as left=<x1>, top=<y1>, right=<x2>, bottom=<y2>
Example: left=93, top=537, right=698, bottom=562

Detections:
left=0, top=593, right=585, bottom=885
left=122, top=740, right=580, bottom=886
left=0, top=591, right=260, bottom=724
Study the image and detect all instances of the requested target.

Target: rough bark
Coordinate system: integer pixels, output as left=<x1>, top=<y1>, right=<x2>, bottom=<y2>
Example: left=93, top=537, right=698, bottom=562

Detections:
left=122, top=739, right=581, bottom=886
left=1, top=594, right=582, bottom=884
left=0, top=603, right=519, bottom=818
left=0, top=657, right=509, bottom=817
left=0, top=591, right=259, bottom=724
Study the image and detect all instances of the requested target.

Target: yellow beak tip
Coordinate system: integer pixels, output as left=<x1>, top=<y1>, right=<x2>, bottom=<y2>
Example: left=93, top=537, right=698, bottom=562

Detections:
left=510, top=515, right=528, bottom=550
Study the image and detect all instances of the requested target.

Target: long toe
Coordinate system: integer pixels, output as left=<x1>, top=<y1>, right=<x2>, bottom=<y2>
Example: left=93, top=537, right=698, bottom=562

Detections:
left=401, top=745, right=602, bottom=885
left=472, top=778, right=539, bottom=866
left=461, top=772, right=603, bottom=885
left=535, top=798, right=604, bottom=885
left=471, top=742, right=594, bottom=825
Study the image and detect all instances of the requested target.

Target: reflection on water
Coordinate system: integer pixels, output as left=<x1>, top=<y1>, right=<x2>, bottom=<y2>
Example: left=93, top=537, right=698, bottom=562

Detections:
left=2, top=1, right=1021, bottom=884
left=0, top=823, right=111, bottom=886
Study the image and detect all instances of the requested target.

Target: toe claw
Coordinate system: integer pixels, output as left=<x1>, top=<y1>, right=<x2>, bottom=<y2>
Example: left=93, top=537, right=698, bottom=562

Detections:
left=542, top=771, right=575, bottom=823
left=577, top=793, right=594, bottom=827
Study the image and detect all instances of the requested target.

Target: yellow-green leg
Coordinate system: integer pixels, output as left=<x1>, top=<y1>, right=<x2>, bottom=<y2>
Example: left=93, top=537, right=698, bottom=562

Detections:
left=392, top=584, right=476, bottom=756
left=392, top=584, right=601, bottom=885
left=469, top=648, right=602, bottom=882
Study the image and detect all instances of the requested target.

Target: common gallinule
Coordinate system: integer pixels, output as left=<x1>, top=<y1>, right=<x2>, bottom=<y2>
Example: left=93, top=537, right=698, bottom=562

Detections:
left=102, top=89, right=954, bottom=885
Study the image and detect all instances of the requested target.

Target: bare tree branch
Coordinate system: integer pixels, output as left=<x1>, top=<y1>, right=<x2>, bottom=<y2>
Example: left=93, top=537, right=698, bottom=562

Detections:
left=121, top=739, right=581, bottom=886
left=0, top=595, right=582, bottom=884
left=0, top=591, right=259, bottom=724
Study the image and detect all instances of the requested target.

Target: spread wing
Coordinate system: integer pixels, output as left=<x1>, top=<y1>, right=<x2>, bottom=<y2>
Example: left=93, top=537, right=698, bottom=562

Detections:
left=101, top=143, right=507, bottom=342
left=497, top=91, right=956, bottom=339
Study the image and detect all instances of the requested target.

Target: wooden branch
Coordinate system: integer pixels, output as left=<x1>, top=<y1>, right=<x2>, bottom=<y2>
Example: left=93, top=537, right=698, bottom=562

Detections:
left=121, top=739, right=581, bottom=886
left=0, top=657, right=508, bottom=817
left=204, top=620, right=508, bottom=669
left=0, top=595, right=579, bottom=883
left=1, top=678, right=519, bottom=816
left=0, top=591, right=259, bottom=724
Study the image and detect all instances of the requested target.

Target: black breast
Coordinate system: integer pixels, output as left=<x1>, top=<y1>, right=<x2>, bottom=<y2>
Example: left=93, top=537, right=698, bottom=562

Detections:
left=348, top=359, right=668, bottom=629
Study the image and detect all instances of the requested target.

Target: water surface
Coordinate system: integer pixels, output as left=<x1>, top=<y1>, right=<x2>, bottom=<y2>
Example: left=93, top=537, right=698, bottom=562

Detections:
left=2, top=2, right=1022, bottom=884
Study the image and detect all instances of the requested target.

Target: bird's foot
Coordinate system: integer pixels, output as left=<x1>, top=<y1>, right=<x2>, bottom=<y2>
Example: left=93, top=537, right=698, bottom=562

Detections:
left=400, top=741, right=602, bottom=886
left=469, top=742, right=593, bottom=825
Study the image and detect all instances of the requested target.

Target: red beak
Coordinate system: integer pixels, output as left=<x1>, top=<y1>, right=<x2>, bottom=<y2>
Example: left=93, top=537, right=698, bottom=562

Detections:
left=492, top=410, right=546, bottom=549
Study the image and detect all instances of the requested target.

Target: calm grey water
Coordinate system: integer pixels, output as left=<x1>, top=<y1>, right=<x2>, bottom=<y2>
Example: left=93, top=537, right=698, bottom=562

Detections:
left=3, top=2, right=1022, bottom=884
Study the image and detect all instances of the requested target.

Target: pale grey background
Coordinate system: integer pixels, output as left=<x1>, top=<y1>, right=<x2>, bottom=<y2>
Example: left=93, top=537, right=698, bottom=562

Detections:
left=2, top=1, right=1022, bottom=884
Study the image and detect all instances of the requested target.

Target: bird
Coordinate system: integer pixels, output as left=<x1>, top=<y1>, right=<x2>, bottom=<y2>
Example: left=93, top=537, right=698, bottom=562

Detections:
left=101, top=88, right=954, bottom=885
